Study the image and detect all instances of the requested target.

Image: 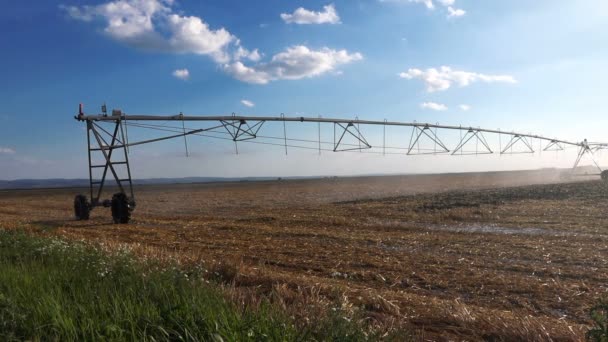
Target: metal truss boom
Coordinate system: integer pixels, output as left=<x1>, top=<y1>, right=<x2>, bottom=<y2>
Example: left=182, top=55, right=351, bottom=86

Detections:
left=77, top=113, right=594, bottom=149
left=74, top=108, right=608, bottom=224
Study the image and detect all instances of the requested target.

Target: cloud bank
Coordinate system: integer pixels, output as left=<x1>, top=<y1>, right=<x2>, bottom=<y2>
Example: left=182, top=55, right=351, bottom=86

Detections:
left=420, top=102, right=447, bottom=111
left=281, top=4, right=340, bottom=25
left=241, top=100, right=255, bottom=107
left=223, top=46, right=363, bottom=84
left=400, top=66, right=516, bottom=92
left=172, top=68, right=189, bottom=80
left=378, top=0, right=465, bottom=18
left=62, top=0, right=360, bottom=83
left=0, top=147, right=16, bottom=154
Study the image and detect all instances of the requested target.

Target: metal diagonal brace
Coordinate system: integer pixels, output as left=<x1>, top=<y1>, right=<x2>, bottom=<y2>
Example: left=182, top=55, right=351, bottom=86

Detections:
left=220, top=120, right=265, bottom=141
left=90, top=126, right=216, bottom=150
left=543, top=140, right=564, bottom=151
left=93, top=122, right=124, bottom=146
left=90, top=121, right=124, bottom=195
left=87, top=119, right=135, bottom=206
left=407, top=125, right=450, bottom=155
left=333, top=122, right=372, bottom=152
left=452, top=128, right=493, bottom=155
left=500, top=134, right=535, bottom=154
left=572, top=139, right=603, bottom=173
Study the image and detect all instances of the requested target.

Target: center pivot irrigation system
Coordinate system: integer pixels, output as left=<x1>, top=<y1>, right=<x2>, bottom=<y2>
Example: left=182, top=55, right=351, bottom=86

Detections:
left=73, top=104, right=608, bottom=224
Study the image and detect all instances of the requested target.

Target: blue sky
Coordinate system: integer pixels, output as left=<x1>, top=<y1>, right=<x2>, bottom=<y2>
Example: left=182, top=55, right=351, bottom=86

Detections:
left=1, top=0, right=607, bottom=179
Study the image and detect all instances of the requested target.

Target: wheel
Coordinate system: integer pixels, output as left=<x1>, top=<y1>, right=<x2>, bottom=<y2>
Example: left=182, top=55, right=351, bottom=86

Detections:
left=601, top=170, right=608, bottom=182
left=74, top=195, right=90, bottom=220
left=111, top=192, right=131, bottom=224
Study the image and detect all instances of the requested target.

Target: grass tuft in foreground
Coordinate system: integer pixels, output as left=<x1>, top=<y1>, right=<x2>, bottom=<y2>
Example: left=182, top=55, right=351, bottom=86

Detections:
left=0, top=229, right=384, bottom=341
left=588, top=297, right=608, bottom=342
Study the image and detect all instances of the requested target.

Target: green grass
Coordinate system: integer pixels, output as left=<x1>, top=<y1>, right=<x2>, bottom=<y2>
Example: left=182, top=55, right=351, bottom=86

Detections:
left=588, top=297, right=608, bottom=342
left=0, top=229, right=382, bottom=341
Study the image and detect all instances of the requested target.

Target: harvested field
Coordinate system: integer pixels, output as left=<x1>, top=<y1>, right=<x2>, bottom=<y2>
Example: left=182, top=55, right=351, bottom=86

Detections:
left=1, top=169, right=607, bottom=341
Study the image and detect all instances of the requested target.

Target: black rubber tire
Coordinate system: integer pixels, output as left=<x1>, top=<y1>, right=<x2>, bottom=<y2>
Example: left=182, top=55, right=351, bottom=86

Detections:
left=602, top=170, right=608, bottom=182
left=74, top=194, right=90, bottom=220
left=111, top=192, right=131, bottom=224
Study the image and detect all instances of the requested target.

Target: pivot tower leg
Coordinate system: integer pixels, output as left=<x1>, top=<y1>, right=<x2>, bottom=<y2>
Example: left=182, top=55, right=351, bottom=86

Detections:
left=78, top=118, right=135, bottom=223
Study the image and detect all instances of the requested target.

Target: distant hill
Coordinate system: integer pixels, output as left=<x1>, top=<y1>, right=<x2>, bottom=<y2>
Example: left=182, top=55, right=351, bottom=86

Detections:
left=0, top=167, right=599, bottom=190
left=0, top=177, right=282, bottom=190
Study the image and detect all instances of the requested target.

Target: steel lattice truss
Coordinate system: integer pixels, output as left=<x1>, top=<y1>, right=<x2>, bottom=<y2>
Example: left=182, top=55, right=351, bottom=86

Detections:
left=73, top=106, right=608, bottom=223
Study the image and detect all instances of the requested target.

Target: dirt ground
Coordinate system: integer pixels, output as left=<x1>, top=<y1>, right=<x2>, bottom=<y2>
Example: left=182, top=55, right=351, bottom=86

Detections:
left=1, top=169, right=607, bottom=341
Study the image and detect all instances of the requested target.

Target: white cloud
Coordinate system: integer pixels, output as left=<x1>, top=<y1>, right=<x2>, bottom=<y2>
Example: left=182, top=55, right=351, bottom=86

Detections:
left=281, top=4, right=341, bottom=24
left=378, top=0, right=434, bottom=10
left=411, top=0, right=434, bottom=10
left=63, top=1, right=361, bottom=84
left=172, top=68, right=189, bottom=80
left=459, top=104, right=471, bottom=111
left=223, top=45, right=363, bottom=84
left=59, top=4, right=95, bottom=21
left=165, top=14, right=235, bottom=63
left=437, top=0, right=454, bottom=6
left=233, top=44, right=261, bottom=62
left=379, top=0, right=467, bottom=18
left=399, top=66, right=517, bottom=92
left=447, top=6, right=466, bottom=18
left=241, top=100, right=255, bottom=108
left=0, top=147, right=16, bottom=154
left=61, top=0, right=171, bottom=48
left=222, top=62, right=270, bottom=85
left=421, top=102, right=447, bottom=111
left=62, top=0, right=237, bottom=63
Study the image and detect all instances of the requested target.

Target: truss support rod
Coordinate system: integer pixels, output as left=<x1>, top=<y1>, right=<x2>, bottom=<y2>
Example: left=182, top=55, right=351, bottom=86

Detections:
left=452, top=130, right=477, bottom=155
left=333, top=122, right=372, bottom=152
left=119, top=120, right=135, bottom=200
left=181, top=114, right=189, bottom=157
left=499, top=130, right=502, bottom=156
left=282, top=114, right=287, bottom=155
left=92, top=121, right=123, bottom=197
left=383, top=119, right=386, bottom=156
left=452, top=128, right=484, bottom=155
left=573, top=146, right=585, bottom=171
left=86, top=121, right=94, bottom=202
left=93, top=122, right=124, bottom=145
left=434, top=125, right=439, bottom=154
left=407, top=125, right=450, bottom=155
left=572, top=140, right=603, bottom=173
left=500, top=135, right=535, bottom=154
left=85, top=119, right=135, bottom=211
left=89, top=120, right=125, bottom=205
left=407, top=127, right=424, bottom=155
left=543, top=140, right=564, bottom=151
left=357, top=117, right=362, bottom=152
left=452, top=129, right=493, bottom=155
left=219, top=120, right=265, bottom=142
left=334, top=123, right=350, bottom=152
left=124, top=113, right=130, bottom=154
left=318, top=116, right=321, bottom=155
left=92, top=125, right=224, bottom=151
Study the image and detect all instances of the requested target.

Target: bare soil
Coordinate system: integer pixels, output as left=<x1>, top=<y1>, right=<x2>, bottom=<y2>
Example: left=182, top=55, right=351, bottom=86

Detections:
left=1, top=169, right=606, bottom=341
